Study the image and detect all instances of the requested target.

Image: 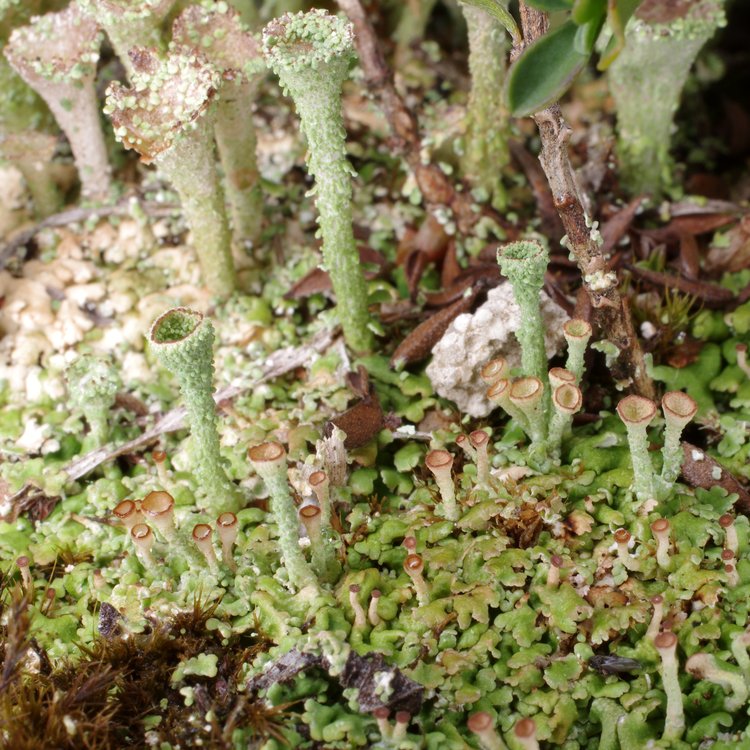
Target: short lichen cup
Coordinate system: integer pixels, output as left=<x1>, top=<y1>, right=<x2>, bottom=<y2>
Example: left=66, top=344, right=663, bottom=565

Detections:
left=660, top=391, right=698, bottom=484
left=562, top=319, right=592, bottom=383
left=548, top=382, right=582, bottom=456
left=148, top=307, right=241, bottom=515
left=172, top=4, right=265, bottom=248
left=616, top=394, right=657, bottom=502
left=105, top=47, right=235, bottom=298
left=497, top=240, right=550, bottom=382
left=263, top=9, right=373, bottom=352
left=509, top=376, right=546, bottom=445
left=248, top=441, right=316, bottom=589
left=4, top=2, right=112, bottom=201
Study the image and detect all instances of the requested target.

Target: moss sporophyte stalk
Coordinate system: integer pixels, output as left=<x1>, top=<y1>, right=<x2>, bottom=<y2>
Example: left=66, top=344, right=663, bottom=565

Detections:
left=263, top=10, right=373, bottom=353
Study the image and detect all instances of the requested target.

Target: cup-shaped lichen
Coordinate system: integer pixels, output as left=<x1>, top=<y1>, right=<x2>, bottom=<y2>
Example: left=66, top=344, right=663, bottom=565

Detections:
left=263, top=9, right=373, bottom=352
left=547, top=382, right=582, bottom=456
left=105, top=47, right=235, bottom=298
left=172, top=4, right=266, bottom=247
left=148, top=307, right=241, bottom=515
left=461, top=3, right=509, bottom=208
left=608, top=0, right=726, bottom=198
left=66, top=353, right=121, bottom=448
left=0, top=129, right=60, bottom=218
left=248, top=441, right=316, bottom=589
left=4, top=2, right=112, bottom=201
left=509, top=377, right=546, bottom=445
left=660, top=391, right=697, bottom=484
left=78, top=0, right=176, bottom=79
left=425, top=449, right=458, bottom=521
left=654, top=631, right=685, bottom=741
left=497, top=240, right=550, bottom=382
left=616, top=394, right=657, bottom=502
left=562, top=318, right=592, bottom=384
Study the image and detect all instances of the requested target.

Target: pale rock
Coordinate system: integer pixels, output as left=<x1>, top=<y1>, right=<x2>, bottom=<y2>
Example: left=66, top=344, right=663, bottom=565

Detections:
left=426, top=284, right=568, bottom=418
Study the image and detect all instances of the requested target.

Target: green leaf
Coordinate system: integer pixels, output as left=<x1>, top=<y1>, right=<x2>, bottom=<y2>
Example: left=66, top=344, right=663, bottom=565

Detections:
left=506, top=20, right=590, bottom=117
left=524, top=0, right=573, bottom=10
left=571, top=0, right=606, bottom=24
left=459, top=0, right=521, bottom=43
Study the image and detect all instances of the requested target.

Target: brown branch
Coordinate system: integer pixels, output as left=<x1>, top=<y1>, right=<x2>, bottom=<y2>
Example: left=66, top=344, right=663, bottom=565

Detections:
left=515, top=4, right=654, bottom=398
left=337, top=0, right=510, bottom=235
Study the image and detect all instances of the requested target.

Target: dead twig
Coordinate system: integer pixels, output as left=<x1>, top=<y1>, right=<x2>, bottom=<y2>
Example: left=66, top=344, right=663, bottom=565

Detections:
left=514, top=4, right=654, bottom=398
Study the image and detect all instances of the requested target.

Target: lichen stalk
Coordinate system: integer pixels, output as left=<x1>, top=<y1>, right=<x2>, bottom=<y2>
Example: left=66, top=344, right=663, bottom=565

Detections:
left=368, top=589, right=382, bottom=627
left=660, top=391, right=697, bottom=485
left=299, top=504, right=339, bottom=583
left=425, top=450, right=458, bottom=521
left=686, top=653, right=748, bottom=712
left=172, top=4, right=265, bottom=247
left=616, top=395, right=657, bottom=503
left=373, top=707, right=392, bottom=739
left=614, top=528, right=640, bottom=572
left=509, top=377, right=546, bottom=446
left=105, top=48, right=236, bottom=298
left=16, top=556, right=32, bottom=591
left=467, top=712, right=508, bottom=750
left=469, top=430, right=491, bottom=488
left=651, top=519, right=671, bottom=571
left=562, top=319, right=592, bottom=384
left=348, top=584, right=367, bottom=630
left=730, top=629, right=750, bottom=685
left=263, top=10, right=373, bottom=352
left=216, top=512, right=239, bottom=571
left=67, top=354, right=120, bottom=449
left=403, top=554, right=430, bottom=606
left=481, top=357, right=509, bottom=386
left=608, top=1, right=726, bottom=198
left=719, top=514, right=738, bottom=555
left=248, top=442, right=316, bottom=589
left=113, top=499, right=141, bottom=532
left=514, top=718, right=539, bottom=750
left=78, top=0, right=176, bottom=80
left=141, top=490, right=176, bottom=541
left=192, top=523, right=219, bottom=573
left=131, top=523, right=155, bottom=566
left=461, top=3, right=509, bottom=208
left=149, top=308, right=242, bottom=515
left=487, top=379, right=531, bottom=434
left=5, top=4, right=112, bottom=201
left=646, top=595, right=664, bottom=641
left=547, top=382, right=582, bottom=456
left=497, top=241, right=550, bottom=383
left=654, top=632, right=684, bottom=741
left=0, top=130, right=61, bottom=218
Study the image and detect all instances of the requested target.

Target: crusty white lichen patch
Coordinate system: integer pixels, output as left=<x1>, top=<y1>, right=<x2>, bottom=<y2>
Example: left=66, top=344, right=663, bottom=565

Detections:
left=426, top=283, right=568, bottom=418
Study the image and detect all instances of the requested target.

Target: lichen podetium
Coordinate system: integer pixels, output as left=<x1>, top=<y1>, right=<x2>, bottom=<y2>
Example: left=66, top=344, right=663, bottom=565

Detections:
left=263, top=10, right=373, bottom=353
left=149, top=307, right=242, bottom=515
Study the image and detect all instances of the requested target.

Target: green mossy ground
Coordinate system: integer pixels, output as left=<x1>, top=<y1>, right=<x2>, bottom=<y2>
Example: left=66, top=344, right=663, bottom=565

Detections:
left=1, top=3, right=750, bottom=750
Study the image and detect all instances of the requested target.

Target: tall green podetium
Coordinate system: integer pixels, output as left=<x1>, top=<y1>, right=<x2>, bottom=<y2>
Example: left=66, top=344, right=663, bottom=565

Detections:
left=609, top=0, right=726, bottom=198
left=263, top=10, right=373, bottom=353
left=497, top=240, right=549, bottom=383
left=149, top=307, right=242, bottom=515
left=461, top=3, right=509, bottom=208
left=105, top=47, right=236, bottom=299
